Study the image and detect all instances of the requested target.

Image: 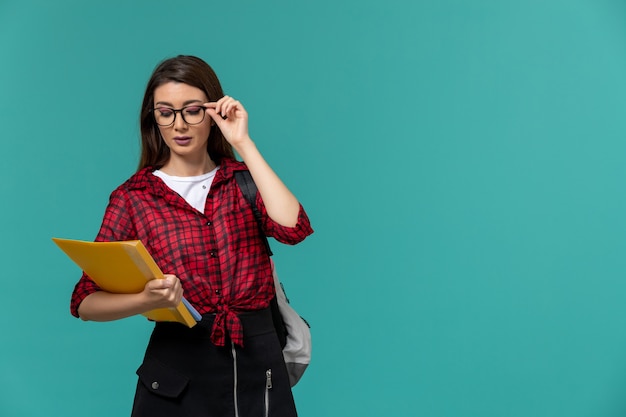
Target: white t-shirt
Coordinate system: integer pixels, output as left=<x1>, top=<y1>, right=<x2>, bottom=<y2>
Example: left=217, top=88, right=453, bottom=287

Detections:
left=153, top=167, right=219, bottom=213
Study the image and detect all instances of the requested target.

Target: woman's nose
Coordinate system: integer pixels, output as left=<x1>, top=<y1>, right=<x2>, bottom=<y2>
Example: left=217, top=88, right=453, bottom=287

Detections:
left=173, top=111, right=188, bottom=130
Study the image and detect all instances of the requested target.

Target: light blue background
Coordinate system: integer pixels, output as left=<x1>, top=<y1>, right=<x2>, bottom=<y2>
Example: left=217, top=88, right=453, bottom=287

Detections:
left=2, top=1, right=626, bottom=416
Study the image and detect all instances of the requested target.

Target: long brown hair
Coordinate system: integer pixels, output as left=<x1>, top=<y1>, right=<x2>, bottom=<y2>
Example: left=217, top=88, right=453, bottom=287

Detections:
left=138, top=55, right=235, bottom=170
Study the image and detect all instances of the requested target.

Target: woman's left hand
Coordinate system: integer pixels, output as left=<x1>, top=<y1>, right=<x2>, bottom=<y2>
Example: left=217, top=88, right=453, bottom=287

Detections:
left=204, top=96, right=251, bottom=149
left=206, top=97, right=301, bottom=227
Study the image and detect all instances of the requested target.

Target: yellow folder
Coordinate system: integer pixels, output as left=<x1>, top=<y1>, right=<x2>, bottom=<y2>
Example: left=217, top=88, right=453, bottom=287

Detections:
left=53, top=238, right=198, bottom=328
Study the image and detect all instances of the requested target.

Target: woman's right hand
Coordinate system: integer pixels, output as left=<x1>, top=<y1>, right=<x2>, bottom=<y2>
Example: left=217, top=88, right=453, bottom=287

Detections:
left=78, top=274, right=184, bottom=322
left=142, top=274, right=183, bottom=309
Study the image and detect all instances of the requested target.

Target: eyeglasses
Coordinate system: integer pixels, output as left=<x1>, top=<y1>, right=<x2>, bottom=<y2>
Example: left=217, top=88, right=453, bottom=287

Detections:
left=152, top=105, right=206, bottom=126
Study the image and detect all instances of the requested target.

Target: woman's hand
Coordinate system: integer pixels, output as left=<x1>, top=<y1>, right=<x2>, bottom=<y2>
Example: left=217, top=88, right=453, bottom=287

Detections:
left=205, top=95, right=301, bottom=227
left=77, top=274, right=184, bottom=322
left=204, top=96, right=252, bottom=150
left=142, top=274, right=183, bottom=310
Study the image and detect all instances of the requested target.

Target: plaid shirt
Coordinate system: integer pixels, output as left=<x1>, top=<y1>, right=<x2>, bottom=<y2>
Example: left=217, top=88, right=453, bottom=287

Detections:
left=70, top=158, right=313, bottom=346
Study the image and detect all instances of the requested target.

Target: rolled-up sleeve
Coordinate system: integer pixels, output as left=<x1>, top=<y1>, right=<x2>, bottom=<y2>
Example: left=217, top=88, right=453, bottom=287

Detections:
left=258, top=197, right=314, bottom=245
left=70, top=272, right=100, bottom=317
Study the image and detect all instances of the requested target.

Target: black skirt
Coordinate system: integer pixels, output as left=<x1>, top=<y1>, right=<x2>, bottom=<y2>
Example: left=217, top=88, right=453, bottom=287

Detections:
left=131, top=307, right=297, bottom=417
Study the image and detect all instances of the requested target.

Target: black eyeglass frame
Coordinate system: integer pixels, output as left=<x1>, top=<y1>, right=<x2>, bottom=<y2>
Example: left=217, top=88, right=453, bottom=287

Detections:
left=151, top=105, right=207, bottom=126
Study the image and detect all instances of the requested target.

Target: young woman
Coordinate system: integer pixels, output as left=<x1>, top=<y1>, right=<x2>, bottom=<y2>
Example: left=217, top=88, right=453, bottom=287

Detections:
left=70, top=55, right=313, bottom=417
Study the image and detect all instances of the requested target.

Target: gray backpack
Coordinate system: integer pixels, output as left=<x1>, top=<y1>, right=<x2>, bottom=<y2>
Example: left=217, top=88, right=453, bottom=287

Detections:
left=234, top=170, right=312, bottom=387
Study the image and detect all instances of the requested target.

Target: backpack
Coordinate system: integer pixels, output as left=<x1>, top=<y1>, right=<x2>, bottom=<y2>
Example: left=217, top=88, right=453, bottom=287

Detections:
left=234, top=170, right=312, bottom=387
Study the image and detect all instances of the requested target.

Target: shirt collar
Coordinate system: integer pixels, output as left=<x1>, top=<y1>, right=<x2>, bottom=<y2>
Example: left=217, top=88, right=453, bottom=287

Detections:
left=212, top=157, right=246, bottom=186
left=124, top=157, right=246, bottom=193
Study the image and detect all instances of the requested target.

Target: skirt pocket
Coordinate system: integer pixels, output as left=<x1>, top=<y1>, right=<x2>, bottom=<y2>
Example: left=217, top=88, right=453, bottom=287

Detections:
left=136, top=356, right=189, bottom=399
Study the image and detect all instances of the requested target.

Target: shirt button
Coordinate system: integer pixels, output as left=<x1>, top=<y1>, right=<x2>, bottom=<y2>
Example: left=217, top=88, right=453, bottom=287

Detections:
left=210, top=251, right=216, bottom=257
left=215, top=289, right=221, bottom=295
left=151, top=381, right=159, bottom=390
left=206, top=221, right=212, bottom=226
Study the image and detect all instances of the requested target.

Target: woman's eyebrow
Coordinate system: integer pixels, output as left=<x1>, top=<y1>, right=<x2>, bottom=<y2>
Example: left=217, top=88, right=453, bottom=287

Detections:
left=154, top=99, right=204, bottom=107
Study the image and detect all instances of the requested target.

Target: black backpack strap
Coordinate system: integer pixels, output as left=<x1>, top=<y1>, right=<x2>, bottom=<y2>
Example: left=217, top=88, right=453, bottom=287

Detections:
left=234, top=170, right=273, bottom=256
left=234, top=170, right=286, bottom=347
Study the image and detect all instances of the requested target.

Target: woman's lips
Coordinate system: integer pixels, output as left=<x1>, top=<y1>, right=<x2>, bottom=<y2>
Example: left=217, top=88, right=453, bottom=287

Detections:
left=173, top=136, right=192, bottom=145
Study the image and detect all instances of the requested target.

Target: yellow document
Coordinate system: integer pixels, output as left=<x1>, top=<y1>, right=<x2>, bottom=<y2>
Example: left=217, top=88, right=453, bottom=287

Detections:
left=53, top=238, right=199, bottom=328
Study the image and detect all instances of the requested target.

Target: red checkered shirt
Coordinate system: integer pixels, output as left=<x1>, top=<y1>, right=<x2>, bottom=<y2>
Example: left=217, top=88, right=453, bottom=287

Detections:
left=70, top=158, right=313, bottom=346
